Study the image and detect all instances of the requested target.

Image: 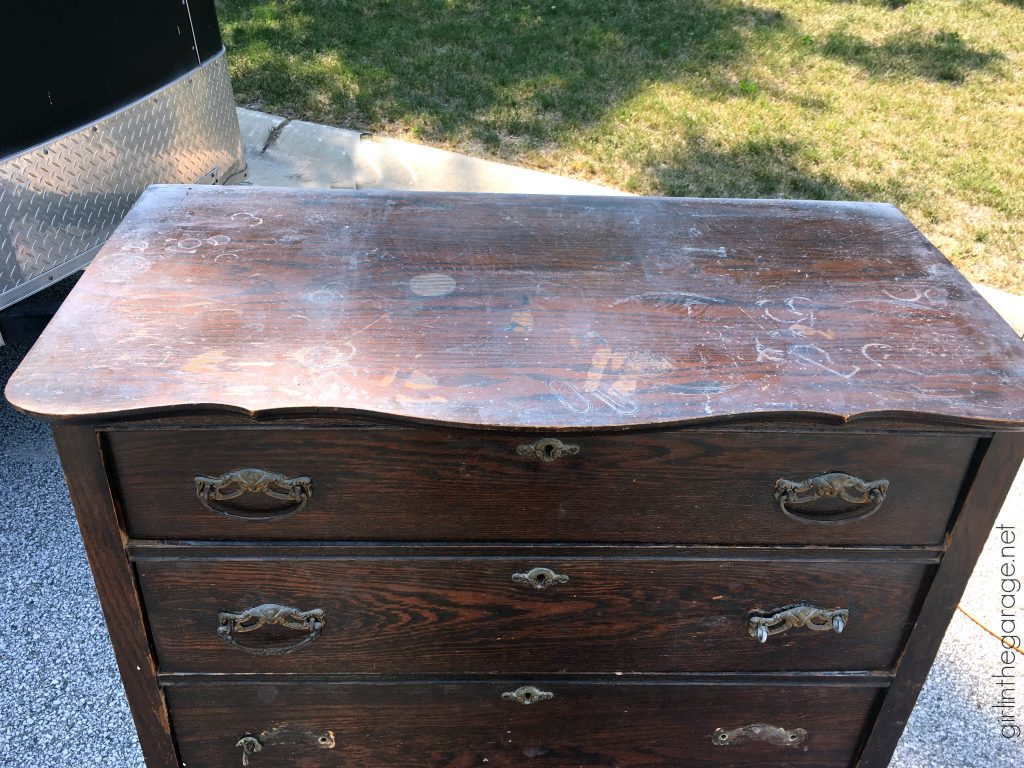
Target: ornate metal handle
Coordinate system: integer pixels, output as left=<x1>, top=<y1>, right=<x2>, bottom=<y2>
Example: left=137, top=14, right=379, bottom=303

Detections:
left=502, top=686, right=554, bottom=705
left=195, top=468, right=312, bottom=520
left=516, top=437, right=580, bottom=462
left=236, top=727, right=335, bottom=766
left=774, top=472, right=888, bottom=523
left=218, top=604, right=325, bottom=655
left=748, top=603, right=849, bottom=644
left=712, top=724, right=807, bottom=747
left=512, top=567, right=569, bottom=590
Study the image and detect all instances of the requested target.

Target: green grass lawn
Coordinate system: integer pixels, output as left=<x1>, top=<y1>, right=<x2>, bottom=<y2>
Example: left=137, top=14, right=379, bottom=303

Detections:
left=217, top=0, right=1024, bottom=293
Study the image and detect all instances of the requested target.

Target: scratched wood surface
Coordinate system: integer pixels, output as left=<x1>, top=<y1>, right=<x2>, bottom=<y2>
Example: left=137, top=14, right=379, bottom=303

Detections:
left=7, top=185, right=1024, bottom=428
left=167, top=681, right=882, bottom=768
left=136, top=556, right=928, bottom=674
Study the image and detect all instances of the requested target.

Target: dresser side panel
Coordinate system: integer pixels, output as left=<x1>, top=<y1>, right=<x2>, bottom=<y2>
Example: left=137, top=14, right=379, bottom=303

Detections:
left=855, top=431, right=1024, bottom=767
left=51, top=424, right=179, bottom=768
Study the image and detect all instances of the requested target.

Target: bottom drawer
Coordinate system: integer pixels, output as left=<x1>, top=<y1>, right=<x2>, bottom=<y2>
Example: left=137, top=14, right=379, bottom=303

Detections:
left=167, top=681, right=882, bottom=768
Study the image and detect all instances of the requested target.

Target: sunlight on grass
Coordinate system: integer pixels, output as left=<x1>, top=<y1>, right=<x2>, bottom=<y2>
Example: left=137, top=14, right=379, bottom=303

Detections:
left=217, top=0, right=1024, bottom=292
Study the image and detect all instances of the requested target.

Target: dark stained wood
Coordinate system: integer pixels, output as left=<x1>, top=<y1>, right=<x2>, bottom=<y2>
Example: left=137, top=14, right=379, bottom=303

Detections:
left=127, top=542, right=944, bottom=563
left=855, top=432, right=1024, bottom=767
left=12, top=189, right=1024, bottom=768
left=109, top=428, right=977, bottom=545
left=137, top=555, right=928, bottom=675
left=159, top=670, right=896, bottom=686
left=99, top=411, right=998, bottom=434
left=167, top=681, right=883, bottom=768
left=6, top=186, right=1024, bottom=429
left=50, top=425, right=179, bottom=768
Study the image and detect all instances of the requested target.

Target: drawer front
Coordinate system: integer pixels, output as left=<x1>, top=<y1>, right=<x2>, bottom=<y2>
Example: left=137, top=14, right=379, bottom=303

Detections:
left=138, top=556, right=929, bottom=674
left=167, top=681, right=881, bottom=768
left=109, top=428, right=975, bottom=545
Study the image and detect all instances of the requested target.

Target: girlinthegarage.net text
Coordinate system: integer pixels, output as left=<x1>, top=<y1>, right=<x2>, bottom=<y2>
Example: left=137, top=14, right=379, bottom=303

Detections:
left=993, top=524, right=1020, bottom=739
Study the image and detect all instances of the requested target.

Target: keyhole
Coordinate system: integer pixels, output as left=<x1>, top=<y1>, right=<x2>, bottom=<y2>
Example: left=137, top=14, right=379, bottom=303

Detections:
left=543, top=444, right=554, bottom=458
left=522, top=691, right=534, bottom=703
left=535, top=572, right=546, bottom=584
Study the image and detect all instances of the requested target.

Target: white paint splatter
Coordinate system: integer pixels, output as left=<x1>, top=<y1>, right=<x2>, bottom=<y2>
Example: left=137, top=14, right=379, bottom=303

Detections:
left=547, top=380, right=591, bottom=413
left=791, top=344, right=860, bottom=379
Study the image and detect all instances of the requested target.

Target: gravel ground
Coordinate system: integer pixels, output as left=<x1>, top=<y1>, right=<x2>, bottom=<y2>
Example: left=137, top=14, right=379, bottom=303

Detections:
left=0, top=334, right=144, bottom=767
left=1, top=280, right=1021, bottom=767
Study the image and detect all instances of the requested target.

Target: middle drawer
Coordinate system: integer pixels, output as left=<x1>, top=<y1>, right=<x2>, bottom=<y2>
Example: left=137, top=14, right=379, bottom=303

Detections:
left=136, top=555, right=929, bottom=675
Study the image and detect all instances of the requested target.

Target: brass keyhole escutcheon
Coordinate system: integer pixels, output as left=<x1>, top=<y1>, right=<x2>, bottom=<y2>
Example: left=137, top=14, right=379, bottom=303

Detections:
left=516, top=438, right=580, bottom=462
left=512, top=567, right=569, bottom=590
left=502, top=686, right=554, bottom=705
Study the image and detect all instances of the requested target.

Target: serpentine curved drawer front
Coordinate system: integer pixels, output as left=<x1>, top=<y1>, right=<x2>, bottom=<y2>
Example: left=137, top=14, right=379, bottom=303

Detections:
left=166, top=681, right=882, bottom=768
left=136, top=556, right=928, bottom=674
left=107, top=428, right=976, bottom=545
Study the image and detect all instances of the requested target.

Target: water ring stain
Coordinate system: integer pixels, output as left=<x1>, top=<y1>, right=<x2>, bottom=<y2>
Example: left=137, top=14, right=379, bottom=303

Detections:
left=409, top=273, right=457, bottom=297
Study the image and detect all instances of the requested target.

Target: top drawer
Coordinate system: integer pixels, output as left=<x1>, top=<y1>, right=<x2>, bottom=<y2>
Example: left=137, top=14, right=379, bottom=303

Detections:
left=107, top=428, right=976, bottom=545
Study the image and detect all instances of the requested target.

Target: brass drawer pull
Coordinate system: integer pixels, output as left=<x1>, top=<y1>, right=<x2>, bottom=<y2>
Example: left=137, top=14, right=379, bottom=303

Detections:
left=236, top=727, right=335, bottom=766
left=512, top=567, right=569, bottom=590
left=748, top=603, right=849, bottom=644
left=774, top=471, right=888, bottom=523
left=218, top=604, right=325, bottom=655
left=195, top=468, right=312, bottom=520
left=516, top=437, right=580, bottom=462
left=713, top=723, right=807, bottom=747
left=502, top=686, right=554, bottom=705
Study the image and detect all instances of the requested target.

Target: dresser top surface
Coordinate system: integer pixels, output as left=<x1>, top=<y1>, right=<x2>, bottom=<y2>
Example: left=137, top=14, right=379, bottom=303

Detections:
left=7, top=185, right=1024, bottom=428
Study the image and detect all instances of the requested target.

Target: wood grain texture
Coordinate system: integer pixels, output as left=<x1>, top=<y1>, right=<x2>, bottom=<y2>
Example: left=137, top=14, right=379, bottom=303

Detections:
left=16, top=188, right=1024, bottom=768
left=7, top=186, right=1024, bottom=428
left=855, top=432, right=1024, bottom=767
left=135, top=556, right=929, bottom=675
left=98, top=412, right=997, bottom=433
left=109, top=428, right=976, bottom=545
left=167, top=681, right=883, bottom=768
left=50, top=425, right=179, bottom=768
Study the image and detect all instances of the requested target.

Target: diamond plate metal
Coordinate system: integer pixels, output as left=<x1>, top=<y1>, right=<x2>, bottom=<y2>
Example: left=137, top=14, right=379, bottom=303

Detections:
left=0, top=51, right=246, bottom=310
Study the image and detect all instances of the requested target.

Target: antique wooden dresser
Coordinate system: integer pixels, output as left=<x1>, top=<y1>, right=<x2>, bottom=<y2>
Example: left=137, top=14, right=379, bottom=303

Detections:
left=7, top=185, right=1024, bottom=768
